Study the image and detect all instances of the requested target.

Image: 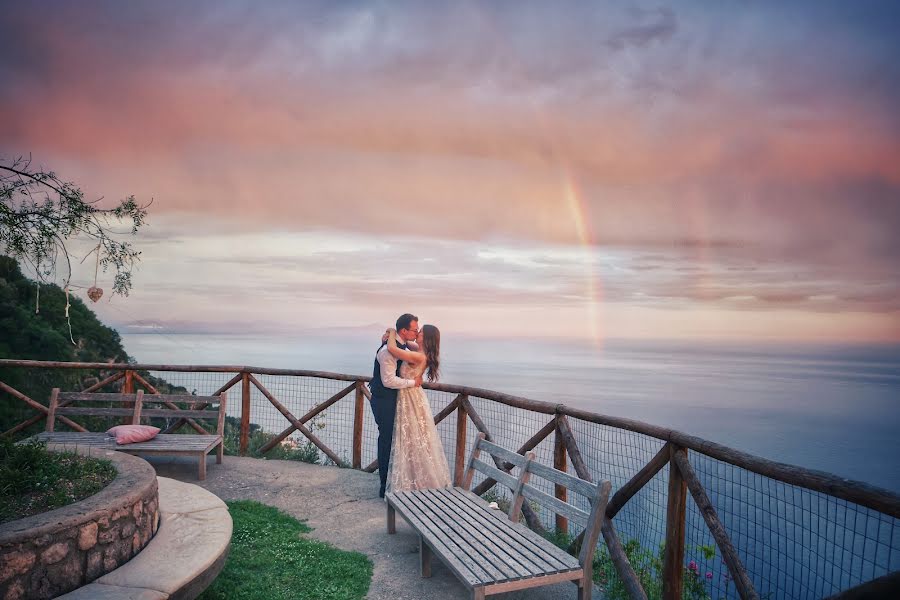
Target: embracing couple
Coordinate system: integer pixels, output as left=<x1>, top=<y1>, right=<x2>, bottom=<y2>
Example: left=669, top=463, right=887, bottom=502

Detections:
left=369, top=313, right=451, bottom=499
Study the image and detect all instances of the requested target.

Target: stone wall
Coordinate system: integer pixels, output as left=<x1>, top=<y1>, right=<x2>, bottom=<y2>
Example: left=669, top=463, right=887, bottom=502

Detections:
left=0, top=447, right=158, bottom=600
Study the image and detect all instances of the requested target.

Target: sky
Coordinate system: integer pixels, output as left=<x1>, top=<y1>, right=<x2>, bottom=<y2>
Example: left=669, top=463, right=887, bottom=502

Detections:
left=1, top=1, right=899, bottom=343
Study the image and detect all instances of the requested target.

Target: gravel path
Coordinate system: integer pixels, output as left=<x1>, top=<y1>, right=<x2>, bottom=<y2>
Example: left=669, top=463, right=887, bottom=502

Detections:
left=149, top=456, right=599, bottom=600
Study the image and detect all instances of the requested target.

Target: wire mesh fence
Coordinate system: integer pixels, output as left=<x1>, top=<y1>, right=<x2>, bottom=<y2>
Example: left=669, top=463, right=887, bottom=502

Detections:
left=2, top=364, right=898, bottom=600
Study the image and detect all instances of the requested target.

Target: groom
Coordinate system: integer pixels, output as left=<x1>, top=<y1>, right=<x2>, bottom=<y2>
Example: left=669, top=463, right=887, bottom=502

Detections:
left=370, top=313, right=423, bottom=498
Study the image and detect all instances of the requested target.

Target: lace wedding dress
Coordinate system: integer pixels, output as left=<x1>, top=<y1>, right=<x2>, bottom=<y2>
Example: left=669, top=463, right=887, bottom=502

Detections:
left=386, top=360, right=452, bottom=493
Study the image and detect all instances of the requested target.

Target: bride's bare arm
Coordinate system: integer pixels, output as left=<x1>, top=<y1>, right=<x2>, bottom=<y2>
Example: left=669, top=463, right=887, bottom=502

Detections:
left=387, top=330, right=426, bottom=363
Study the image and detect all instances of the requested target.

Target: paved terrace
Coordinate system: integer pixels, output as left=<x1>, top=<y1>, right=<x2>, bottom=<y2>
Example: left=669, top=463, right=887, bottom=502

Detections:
left=149, top=455, right=597, bottom=600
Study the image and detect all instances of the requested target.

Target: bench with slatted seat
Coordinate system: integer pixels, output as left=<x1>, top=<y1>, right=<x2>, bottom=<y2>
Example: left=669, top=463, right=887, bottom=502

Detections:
left=27, top=388, right=227, bottom=480
left=386, top=432, right=612, bottom=600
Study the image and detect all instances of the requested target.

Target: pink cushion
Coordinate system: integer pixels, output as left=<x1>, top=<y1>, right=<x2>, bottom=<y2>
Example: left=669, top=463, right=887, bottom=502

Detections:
left=106, top=424, right=160, bottom=445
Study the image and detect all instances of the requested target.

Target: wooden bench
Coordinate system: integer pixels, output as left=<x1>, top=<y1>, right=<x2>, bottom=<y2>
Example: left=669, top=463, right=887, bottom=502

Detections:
left=386, top=433, right=612, bottom=600
left=28, top=389, right=227, bottom=480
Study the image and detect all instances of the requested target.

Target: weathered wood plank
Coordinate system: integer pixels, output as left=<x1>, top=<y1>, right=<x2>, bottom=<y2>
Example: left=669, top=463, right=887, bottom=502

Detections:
left=509, top=452, right=535, bottom=524
left=55, top=407, right=134, bottom=417
left=578, top=479, right=612, bottom=589
left=389, top=492, right=491, bottom=586
left=463, top=432, right=486, bottom=491
left=471, top=458, right=520, bottom=491
left=478, top=439, right=528, bottom=469
left=46, top=387, right=59, bottom=432
left=426, top=488, right=552, bottom=576
left=57, top=392, right=220, bottom=404
left=31, top=432, right=222, bottom=452
left=471, top=418, right=556, bottom=496
left=437, top=489, right=565, bottom=575
left=483, top=570, right=584, bottom=595
left=397, top=490, right=510, bottom=583
left=526, top=461, right=598, bottom=501
left=132, top=390, right=144, bottom=424
left=416, top=489, right=531, bottom=581
left=55, top=407, right=220, bottom=420
left=446, top=488, right=579, bottom=570
left=519, top=483, right=591, bottom=528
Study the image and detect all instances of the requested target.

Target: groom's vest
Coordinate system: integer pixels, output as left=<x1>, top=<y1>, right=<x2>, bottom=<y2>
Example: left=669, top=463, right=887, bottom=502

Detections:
left=370, top=341, right=407, bottom=402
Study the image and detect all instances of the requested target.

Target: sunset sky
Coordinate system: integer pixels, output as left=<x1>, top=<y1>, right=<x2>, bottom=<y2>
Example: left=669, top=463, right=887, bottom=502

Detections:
left=2, top=1, right=899, bottom=342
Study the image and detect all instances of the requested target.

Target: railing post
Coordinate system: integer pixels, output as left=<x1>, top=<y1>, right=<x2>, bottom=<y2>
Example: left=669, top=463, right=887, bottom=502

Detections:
left=122, top=369, right=135, bottom=425
left=554, top=415, right=568, bottom=534
left=663, top=445, right=688, bottom=600
left=353, top=381, right=365, bottom=469
left=454, top=395, right=468, bottom=486
left=240, top=371, right=251, bottom=456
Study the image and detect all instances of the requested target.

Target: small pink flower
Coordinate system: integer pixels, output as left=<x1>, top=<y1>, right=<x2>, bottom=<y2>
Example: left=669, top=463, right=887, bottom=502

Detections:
left=706, top=572, right=713, bottom=579
left=688, top=561, right=698, bottom=572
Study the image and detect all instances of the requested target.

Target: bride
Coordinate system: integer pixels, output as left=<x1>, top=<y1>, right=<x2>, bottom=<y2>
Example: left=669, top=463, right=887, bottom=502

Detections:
left=385, top=325, right=452, bottom=494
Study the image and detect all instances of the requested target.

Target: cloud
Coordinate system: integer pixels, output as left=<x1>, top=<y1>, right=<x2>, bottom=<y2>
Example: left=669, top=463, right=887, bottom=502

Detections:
left=3, top=2, right=899, bottom=341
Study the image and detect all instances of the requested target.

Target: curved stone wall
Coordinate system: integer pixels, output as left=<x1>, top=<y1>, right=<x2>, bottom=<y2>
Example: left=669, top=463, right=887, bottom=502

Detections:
left=0, top=447, right=158, bottom=600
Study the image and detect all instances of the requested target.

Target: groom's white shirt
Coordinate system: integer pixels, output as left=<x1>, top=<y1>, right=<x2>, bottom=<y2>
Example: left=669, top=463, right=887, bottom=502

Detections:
left=377, top=342, right=416, bottom=389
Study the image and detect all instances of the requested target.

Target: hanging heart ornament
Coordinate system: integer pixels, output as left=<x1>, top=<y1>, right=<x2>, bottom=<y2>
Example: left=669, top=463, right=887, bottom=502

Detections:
left=87, top=286, right=104, bottom=303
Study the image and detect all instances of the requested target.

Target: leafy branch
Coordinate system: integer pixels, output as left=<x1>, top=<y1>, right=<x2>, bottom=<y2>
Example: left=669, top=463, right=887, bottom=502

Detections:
left=0, top=155, right=149, bottom=296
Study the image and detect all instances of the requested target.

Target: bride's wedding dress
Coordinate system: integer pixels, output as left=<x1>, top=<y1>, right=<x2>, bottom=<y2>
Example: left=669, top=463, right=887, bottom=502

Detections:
left=386, top=360, right=452, bottom=493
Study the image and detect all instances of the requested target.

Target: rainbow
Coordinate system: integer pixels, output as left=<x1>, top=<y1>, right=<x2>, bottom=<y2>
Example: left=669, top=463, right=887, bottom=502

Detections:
left=562, top=170, right=603, bottom=346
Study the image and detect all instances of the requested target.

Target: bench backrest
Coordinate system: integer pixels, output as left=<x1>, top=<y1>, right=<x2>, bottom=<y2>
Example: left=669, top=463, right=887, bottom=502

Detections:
left=462, top=432, right=611, bottom=568
left=46, top=389, right=227, bottom=437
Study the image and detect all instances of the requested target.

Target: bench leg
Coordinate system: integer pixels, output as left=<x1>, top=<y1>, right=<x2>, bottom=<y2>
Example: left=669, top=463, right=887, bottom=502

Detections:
left=420, top=537, right=432, bottom=578
left=198, top=453, right=207, bottom=480
left=216, top=441, right=223, bottom=464
left=387, top=504, right=396, bottom=534
left=472, top=587, right=485, bottom=600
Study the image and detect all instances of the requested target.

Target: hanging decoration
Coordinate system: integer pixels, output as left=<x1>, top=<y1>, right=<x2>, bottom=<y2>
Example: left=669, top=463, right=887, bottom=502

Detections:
left=86, top=243, right=104, bottom=303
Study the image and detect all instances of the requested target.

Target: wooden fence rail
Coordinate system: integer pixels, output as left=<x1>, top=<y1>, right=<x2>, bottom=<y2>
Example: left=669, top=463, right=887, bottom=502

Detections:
left=1, top=359, right=898, bottom=600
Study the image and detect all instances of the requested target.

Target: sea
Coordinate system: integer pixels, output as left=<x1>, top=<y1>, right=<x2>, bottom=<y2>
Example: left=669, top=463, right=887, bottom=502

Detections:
left=121, top=332, right=900, bottom=493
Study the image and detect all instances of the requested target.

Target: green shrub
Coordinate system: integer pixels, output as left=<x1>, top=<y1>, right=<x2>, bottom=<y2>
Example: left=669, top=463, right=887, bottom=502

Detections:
left=0, top=436, right=116, bottom=523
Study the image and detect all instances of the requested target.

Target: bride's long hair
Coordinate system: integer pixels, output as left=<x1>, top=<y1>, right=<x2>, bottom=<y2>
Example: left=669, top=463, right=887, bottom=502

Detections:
left=422, top=324, right=440, bottom=382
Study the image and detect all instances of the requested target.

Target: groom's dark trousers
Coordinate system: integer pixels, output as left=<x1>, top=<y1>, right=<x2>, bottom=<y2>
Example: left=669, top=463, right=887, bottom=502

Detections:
left=369, top=341, right=406, bottom=498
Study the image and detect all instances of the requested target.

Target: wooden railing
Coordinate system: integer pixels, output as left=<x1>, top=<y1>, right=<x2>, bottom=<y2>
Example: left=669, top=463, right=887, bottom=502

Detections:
left=2, top=359, right=898, bottom=600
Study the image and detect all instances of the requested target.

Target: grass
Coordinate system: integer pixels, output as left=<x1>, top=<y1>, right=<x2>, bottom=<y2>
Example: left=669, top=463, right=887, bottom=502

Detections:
left=198, top=500, right=372, bottom=600
left=0, top=436, right=117, bottom=524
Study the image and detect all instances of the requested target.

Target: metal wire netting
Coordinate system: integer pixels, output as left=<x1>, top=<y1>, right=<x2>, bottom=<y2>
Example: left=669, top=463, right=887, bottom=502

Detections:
left=3, top=368, right=898, bottom=600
